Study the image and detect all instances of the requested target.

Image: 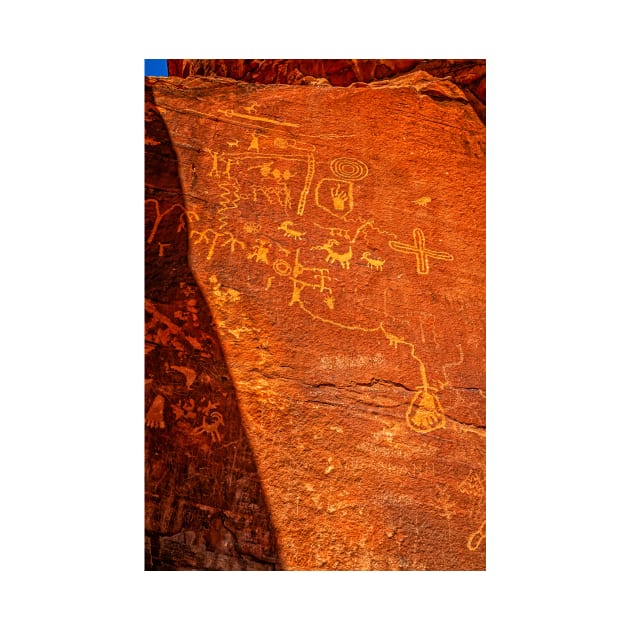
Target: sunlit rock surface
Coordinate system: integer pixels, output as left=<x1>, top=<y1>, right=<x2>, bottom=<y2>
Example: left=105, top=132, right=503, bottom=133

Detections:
left=145, top=62, right=485, bottom=570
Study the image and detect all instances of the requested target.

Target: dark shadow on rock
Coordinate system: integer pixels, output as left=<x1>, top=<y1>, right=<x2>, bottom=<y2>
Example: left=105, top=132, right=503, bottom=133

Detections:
left=144, top=80, right=282, bottom=570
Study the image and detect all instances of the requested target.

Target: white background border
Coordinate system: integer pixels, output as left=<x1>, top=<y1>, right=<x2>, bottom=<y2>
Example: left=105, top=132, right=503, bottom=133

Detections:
left=3, top=2, right=629, bottom=628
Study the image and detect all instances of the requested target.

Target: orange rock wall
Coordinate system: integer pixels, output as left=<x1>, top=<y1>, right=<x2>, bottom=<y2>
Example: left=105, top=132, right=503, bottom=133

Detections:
left=145, top=62, right=486, bottom=570
left=167, top=59, right=486, bottom=123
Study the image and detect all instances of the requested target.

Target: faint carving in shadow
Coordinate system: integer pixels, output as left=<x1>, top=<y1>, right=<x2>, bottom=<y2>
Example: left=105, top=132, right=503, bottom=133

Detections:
left=144, top=81, right=282, bottom=570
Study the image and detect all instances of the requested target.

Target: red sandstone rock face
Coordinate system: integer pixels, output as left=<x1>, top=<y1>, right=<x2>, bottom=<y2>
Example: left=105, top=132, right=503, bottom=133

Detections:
left=167, top=59, right=486, bottom=123
left=145, top=86, right=281, bottom=569
left=146, top=66, right=485, bottom=570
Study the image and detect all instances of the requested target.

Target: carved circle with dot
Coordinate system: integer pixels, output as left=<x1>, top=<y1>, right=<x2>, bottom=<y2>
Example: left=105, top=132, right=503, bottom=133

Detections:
left=329, top=157, right=368, bottom=181
left=273, top=260, right=291, bottom=276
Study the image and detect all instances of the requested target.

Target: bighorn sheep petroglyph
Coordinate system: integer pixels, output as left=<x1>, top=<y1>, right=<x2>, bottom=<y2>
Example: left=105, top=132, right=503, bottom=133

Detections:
left=312, top=239, right=353, bottom=269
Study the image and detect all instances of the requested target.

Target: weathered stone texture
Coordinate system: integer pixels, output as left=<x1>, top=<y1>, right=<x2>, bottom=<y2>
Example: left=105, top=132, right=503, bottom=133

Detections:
left=145, top=63, right=485, bottom=570
left=167, top=59, right=486, bottom=123
left=145, top=85, right=281, bottom=570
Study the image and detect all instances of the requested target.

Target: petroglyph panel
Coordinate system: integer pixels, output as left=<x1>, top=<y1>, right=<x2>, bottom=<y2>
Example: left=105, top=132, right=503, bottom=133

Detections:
left=146, top=67, right=485, bottom=570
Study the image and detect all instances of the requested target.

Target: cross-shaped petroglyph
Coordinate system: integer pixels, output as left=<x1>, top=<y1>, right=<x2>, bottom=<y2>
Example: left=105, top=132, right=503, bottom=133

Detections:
left=187, top=127, right=464, bottom=438
left=389, top=228, right=453, bottom=275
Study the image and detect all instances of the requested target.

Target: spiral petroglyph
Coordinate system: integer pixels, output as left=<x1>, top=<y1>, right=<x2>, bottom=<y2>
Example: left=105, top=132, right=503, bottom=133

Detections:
left=329, top=157, right=369, bottom=181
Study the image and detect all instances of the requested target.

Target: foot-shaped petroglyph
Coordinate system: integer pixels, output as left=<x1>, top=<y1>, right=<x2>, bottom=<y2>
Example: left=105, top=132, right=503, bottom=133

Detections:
left=466, top=519, right=486, bottom=551
left=406, top=388, right=446, bottom=434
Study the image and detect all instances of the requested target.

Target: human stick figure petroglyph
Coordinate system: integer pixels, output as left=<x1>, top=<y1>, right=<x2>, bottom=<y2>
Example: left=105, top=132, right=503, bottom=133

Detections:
left=280, top=248, right=334, bottom=306
left=146, top=199, right=183, bottom=245
left=389, top=227, right=453, bottom=275
left=247, top=239, right=271, bottom=264
left=202, top=148, right=221, bottom=178
left=193, top=210, right=449, bottom=437
left=223, top=158, right=233, bottom=178
left=248, top=132, right=261, bottom=152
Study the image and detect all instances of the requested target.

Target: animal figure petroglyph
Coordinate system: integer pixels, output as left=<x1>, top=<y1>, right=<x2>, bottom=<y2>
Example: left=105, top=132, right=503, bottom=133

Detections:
left=312, top=239, right=353, bottom=269
left=361, top=252, right=385, bottom=271
left=412, top=196, right=432, bottom=207
left=243, top=102, right=258, bottom=114
left=278, top=220, right=306, bottom=240
left=383, top=329, right=405, bottom=348
left=193, top=411, right=225, bottom=443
